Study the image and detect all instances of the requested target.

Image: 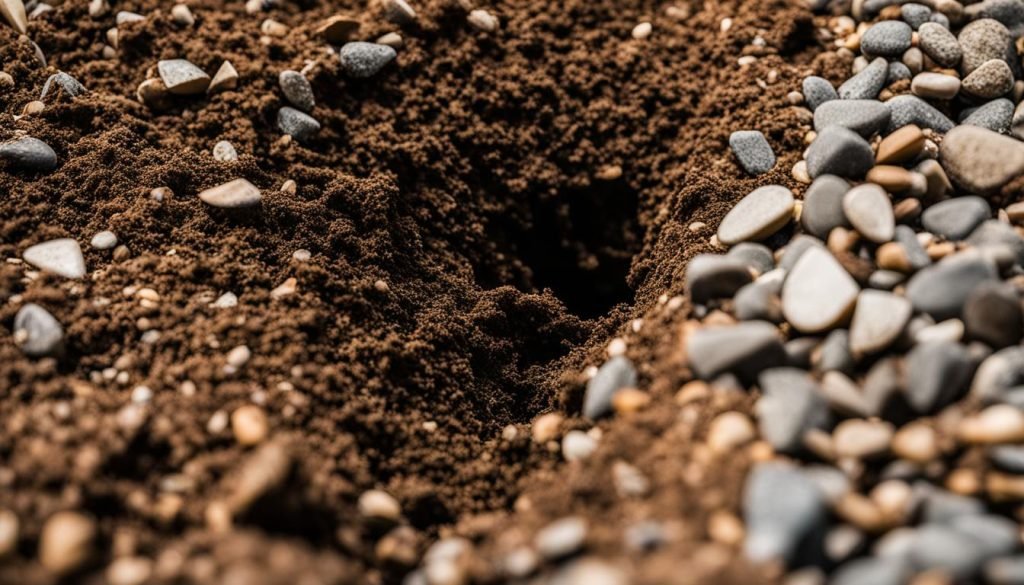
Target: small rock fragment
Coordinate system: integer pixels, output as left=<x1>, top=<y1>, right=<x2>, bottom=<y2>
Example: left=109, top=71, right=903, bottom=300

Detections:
left=14, top=303, right=63, bottom=357
left=198, top=178, right=261, bottom=208
left=729, top=130, right=776, bottom=175
left=716, top=185, right=793, bottom=244
left=39, top=512, right=96, bottom=576
left=0, top=137, right=57, bottom=171
left=208, top=60, right=238, bottom=93
left=582, top=355, right=637, bottom=419
left=339, top=42, right=397, bottom=78
left=23, top=238, right=86, bottom=278
left=782, top=246, right=859, bottom=333
left=279, top=70, right=314, bottom=112
left=157, top=59, right=210, bottom=95
left=276, top=107, right=320, bottom=141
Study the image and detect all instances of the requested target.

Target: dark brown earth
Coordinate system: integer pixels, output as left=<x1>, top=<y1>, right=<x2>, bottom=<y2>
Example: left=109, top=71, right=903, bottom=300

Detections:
left=0, top=0, right=842, bottom=582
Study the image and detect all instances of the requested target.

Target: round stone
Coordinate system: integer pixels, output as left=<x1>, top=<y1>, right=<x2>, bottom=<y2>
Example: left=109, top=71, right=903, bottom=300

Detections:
left=921, top=196, right=991, bottom=240
left=39, top=512, right=96, bottom=576
left=782, top=246, right=860, bottom=333
left=962, top=58, right=1014, bottom=98
left=861, top=20, right=913, bottom=57
left=849, top=290, right=912, bottom=356
left=535, top=517, right=587, bottom=560
left=876, top=124, right=925, bottom=164
left=276, top=107, right=320, bottom=141
left=212, top=140, right=238, bottom=162
left=90, top=230, right=117, bottom=250
left=0, top=136, right=58, bottom=171
left=833, top=418, right=894, bottom=459
left=198, top=178, right=262, bottom=208
left=358, top=489, right=401, bottom=521
left=802, top=76, right=837, bottom=111
left=959, top=18, right=1013, bottom=74
left=806, top=125, right=875, bottom=179
left=842, top=183, right=894, bottom=243
left=716, top=185, right=794, bottom=245
left=941, top=125, right=1024, bottom=193
left=14, top=303, right=63, bottom=358
left=919, top=21, right=962, bottom=67
left=813, top=99, right=891, bottom=138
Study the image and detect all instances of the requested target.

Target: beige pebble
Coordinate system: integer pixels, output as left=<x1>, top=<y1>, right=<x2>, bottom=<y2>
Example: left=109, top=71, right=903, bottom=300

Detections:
left=532, top=412, right=563, bottom=443
left=708, top=511, right=744, bottom=546
left=261, top=18, right=288, bottom=36
left=892, top=422, right=939, bottom=463
left=39, top=511, right=96, bottom=576
left=271, top=277, right=297, bottom=299
left=631, top=21, right=652, bottom=40
left=316, top=14, right=360, bottom=43
left=208, top=60, right=239, bottom=94
left=707, top=411, right=755, bottom=453
left=226, top=345, right=251, bottom=368
left=958, top=405, right=1024, bottom=444
left=106, top=556, right=153, bottom=585
left=170, top=3, right=194, bottom=26
left=281, top=179, right=297, bottom=194
left=833, top=419, right=894, bottom=460
left=359, top=489, right=402, bottom=522
left=231, top=405, right=269, bottom=446
left=870, top=480, right=912, bottom=522
left=467, top=9, right=499, bottom=32
left=377, top=32, right=404, bottom=48
left=0, top=510, right=18, bottom=557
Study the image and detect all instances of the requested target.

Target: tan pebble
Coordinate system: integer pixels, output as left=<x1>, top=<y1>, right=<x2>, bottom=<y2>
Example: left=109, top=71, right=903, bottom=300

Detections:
left=596, top=164, right=622, bottom=180
left=958, top=405, right=1024, bottom=444
left=1, top=0, right=28, bottom=34
left=708, top=511, right=744, bottom=546
left=226, top=345, right=251, bottom=368
left=136, top=78, right=172, bottom=110
left=688, top=221, right=706, bottom=232
left=877, top=242, right=912, bottom=272
left=827, top=226, right=859, bottom=255
left=835, top=492, right=888, bottom=533
left=170, top=4, right=194, bottom=26
left=271, top=277, right=297, bottom=299
left=0, top=510, right=18, bottom=557
left=316, top=14, right=360, bottom=43
left=987, top=472, right=1024, bottom=500
left=833, top=419, right=894, bottom=460
left=870, top=480, right=912, bottom=522
left=748, top=440, right=774, bottom=462
left=359, top=489, right=401, bottom=522
left=106, top=556, right=153, bottom=585
left=707, top=411, right=755, bottom=453
left=1006, top=201, right=1024, bottom=225
left=260, top=18, right=288, bottom=36
left=893, top=198, right=922, bottom=223
left=737, top=55, right=758, bottom=66
left=892, top=422, right=939, bottom=463
left=612, top=388, right=650, bottom=415
left=468, top=9, right=499, bottom=32
left=205, top=500, right=232, bottom=532
left=231, top=405, right=268, bottom=446
left=531, top=413, right=562, bottom=443
left=208, top=60, right=239, bottom=94
left=675, top=380, right=709, bottom=405
left=377, top=32, right=403, bottom=47
left=21, top=100, right=43, bottom=115
left=946, top=468, right=981, bottom=495
left=787, top=91, right=804, bottom=105
left=866, top=165, right=914, bottom=192
left=150, top=186, right=171, bottom=201
left=136, top=287, right=160, bottom=302
left=39, top=511, right=96, bottom=576
left=927, top=241, right=956, bottom=261
left=631, top=21, right=652, bottom=40
left=106, top=27, right=118, bottom=48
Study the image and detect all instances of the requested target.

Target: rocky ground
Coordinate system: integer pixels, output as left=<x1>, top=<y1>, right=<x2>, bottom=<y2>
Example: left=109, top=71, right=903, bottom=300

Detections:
left=4, top=0, right=1024, bottom=583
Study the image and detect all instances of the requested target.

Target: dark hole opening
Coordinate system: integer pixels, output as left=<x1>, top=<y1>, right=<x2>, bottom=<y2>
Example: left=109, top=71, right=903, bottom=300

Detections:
left=488, top=179, right=643, bottom=319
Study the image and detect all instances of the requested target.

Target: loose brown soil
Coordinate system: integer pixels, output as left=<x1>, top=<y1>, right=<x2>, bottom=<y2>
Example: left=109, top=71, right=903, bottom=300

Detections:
left=0, top=0, right=840, bottom=582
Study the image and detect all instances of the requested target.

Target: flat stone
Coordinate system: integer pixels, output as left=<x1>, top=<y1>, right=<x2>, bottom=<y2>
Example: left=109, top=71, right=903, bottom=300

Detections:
left=717, top=185, right=793, bottom=245
left=876, top=124, right=925, bottom=164
left=911, top=72, right=960, bottom=99
left=0, top=137, right=57, bottom=171
left=743, top=462, right=827, bottom=563
left=922, top=196, right=991, bottom=240
left=849, top=290, right=912, bottom=355
left=535, top=517, right=586, bottom=560
left=962, top=58, right=1014, bottom=98
left=959, top=404, right=1024, bottom=444
left=802, top=76, right=837, bottom=111
left=339, top=42, right=397, bottom=78
left=806, top=125, right=875, bottom=179
left=198, top=178, right=262, bottom=208
left=40, top=72, right=85, bottom=100
left=885, top=95, right=955, bottom=133
left=833, top=418, right=894, bottom=459
left=941, top=125, right=1024, bottom=193
left=729, top=130, right=775, bottom=176
left=279, top=70, right=314, bottom=112
left=906, top=341, right=972, bottom=412
left=838, top=57, right=889, bottom=100
left=14, top=303, right=63, bottom=357
left=782, top=246, right=860, bottom=333
left=582, top=356, right=637, bottom=419
left=686, top=321, right=787, bottom=381
left=813, top=99, right=890, bottom=138
left=276, top=107, right=320, bottom=141
left=962, top=98, right=1014, bottom=133
left=965, top=281, right=1023, bottom=348
left=23, top=238, right=86, bottom=279
left=919, top=21, right=963, bottom=67
left=959, top=18, right=1013, bottom=74
left=685, top=254, right=753, bottom=303
left=907, top=250, right=998, bottom=320
left=861, top=21, right=913, bottom=57
left=756, top=368, right=830, bottom=453
left=843, top=183, right=894, bottom=243
left=801, top=175, right=850, bottom=238
left=157, top=59, right=210, bottom=95
left=909, top=525, right=989, bottom=579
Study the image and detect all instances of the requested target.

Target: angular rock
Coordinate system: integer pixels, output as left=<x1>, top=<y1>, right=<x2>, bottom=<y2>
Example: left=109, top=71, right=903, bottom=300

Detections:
left=582, top=356, right=637, bottom=419
left=276, top=106, right=320, bottom=141
left=782, top=246, right=859, bottom=333
left=339, top=42, right=397, bottom=78
left=13, top=303, right=63, bottom=357
left=876, top=125, right=925, bottom=164
left=686, top=321, right=786, bottom=381
left=40, top=72, right=85, bottom=100
left=23, top=238, right=86, bottom=279
left=849, top=290, right=912, bottom=356
left=806, top=126, right=875, bottom=179
left=157, top=59, right=210, bottom=95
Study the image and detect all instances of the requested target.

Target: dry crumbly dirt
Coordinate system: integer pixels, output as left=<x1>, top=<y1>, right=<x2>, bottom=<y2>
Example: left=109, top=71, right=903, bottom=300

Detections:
left=0, top=0, right=840, bottom=582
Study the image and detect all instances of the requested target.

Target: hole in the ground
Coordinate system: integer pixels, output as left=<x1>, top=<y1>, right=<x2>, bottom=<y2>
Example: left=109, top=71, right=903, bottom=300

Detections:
left=489, top=179, right=643, bottom=319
